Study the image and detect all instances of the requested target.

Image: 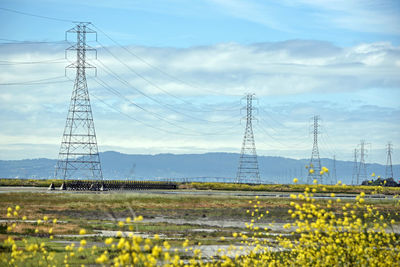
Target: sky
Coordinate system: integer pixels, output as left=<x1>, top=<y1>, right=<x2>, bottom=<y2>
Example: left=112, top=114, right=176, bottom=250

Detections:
left=0, top=0, right=399, bottom=166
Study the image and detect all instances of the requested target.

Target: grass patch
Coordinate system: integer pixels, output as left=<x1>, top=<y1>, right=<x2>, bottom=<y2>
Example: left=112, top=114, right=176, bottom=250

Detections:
left=187, top=182, right=400, bottom=195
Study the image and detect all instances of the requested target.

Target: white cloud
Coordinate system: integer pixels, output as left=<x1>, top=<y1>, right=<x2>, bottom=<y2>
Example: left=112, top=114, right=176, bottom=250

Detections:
left=90, top=40, right=400, bottom=97
left=0, top=40, right=399, bottom=163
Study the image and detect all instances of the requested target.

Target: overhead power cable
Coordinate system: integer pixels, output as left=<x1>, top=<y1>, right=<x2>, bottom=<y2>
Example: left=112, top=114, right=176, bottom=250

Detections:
left=61, top=75, right=239, bottom=136
left=93, top=76, right=211, bottom=132
left=90, top=91, right=239, bottom=137
left=0, top=38, right=67, bottom=45
left=0, top=7, right=73, bottom=23
left=319, top=131, right=337, bottom=157
left=0, top=58, right=65, bottom=65
left=95, top=43, right=239, bottom=114
left=258, top=106, right=292, bottom=129
left=94, top=58, right=198, bottom=120
left=256, top=122, right=308, bottom=150
left=0, top=76, right=68, bottom=86
left=95, top=41, right=201, bottom=108
left=94, top=58, right=237, bottom=124
left=92, top=24, right=223, bottom=96
left=92, top=76, right=240, bottom=134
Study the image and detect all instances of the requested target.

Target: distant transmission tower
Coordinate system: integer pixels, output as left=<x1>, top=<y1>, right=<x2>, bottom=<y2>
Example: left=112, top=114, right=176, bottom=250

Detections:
left=236, top=93, right=260, bottom=184
left=331, top=154, right=337, bottom=185
left=356, top=140, right=368, bottom=185
left=127, top=163, right=136, bottom=181
left=307, top=115, right=322, bottom=184
left=54, top=22, right=103, bottom=182
left=385, top=142, right=394, bottom=179
left=351, top=148, right=358, bottom=185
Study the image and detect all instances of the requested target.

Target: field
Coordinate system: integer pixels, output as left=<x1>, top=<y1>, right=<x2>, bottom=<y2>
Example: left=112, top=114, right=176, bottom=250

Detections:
left=1, top=186, right=400, bottom=266
left=2, top=178, right=400, bottom=195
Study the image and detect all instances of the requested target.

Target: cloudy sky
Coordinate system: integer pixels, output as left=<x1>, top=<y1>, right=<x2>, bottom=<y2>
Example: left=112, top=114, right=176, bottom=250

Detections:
left=0, top=0, right=399, bottom=164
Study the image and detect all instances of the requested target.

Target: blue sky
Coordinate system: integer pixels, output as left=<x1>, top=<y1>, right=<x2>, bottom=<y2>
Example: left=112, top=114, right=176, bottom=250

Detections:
left=0, top=0, right=399, bottom=167
left=0, top=1, right=399, bottom=47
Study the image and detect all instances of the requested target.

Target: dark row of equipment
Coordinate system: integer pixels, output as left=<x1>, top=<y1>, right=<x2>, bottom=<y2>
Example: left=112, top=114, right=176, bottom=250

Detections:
left=48, top=180, right=178, bottom=191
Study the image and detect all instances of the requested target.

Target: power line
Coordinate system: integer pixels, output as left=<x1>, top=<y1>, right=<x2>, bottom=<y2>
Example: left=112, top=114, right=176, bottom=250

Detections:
left=96, top=40, right=236, bottom=116
left=0, top=38, right=67, bottom=45
left=94, top=58, right=196, bottom=120
left=96, top=40, right=197, bottom=105
left=90, top=91, right=239, bottom=137
left=95, top=76, right=237, bottom=126
left=258, top=117, right=307, bottom=144
left=0, top=76, right=68, bottom=86
left=170, top=99, right=240, bottom=113
left=92, top=76, right=236, bottom=133
left=256, top=122, right=308, bottom=150
left=92, top=24, right=225, bottom=96
left=0, top=7, right=73, bottom=23
left=258, top=106, right=311, bottom=144
left=258, top=106, right=291, bottom=129
left=319, top=123, right=338, bottom=156
left=0, top=58, right=65, bottom=65
left=94, top=57, right=237, bottom=124
left=257, top=116, right=284, bottom=136
left=90, top=92, right=191, bottom=136
left=319, top=134, right=336, bottom=158
left=71, top=74, right=239, bottom=136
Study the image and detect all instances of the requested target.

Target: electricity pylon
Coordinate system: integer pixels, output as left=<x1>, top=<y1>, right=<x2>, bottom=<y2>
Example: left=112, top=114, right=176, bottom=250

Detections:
left=351, top=148, right=358, bottom=185
left=307, top=115, right=322, bottom=184
left=356, top=140, right=368, bottom=185
left=54, top=22, right=103, bottom=182
left=236, top=93, right=260, bottom=184
left=385, top=142, right=394, bottom=179
left=331, top=154, right=337, bottom=185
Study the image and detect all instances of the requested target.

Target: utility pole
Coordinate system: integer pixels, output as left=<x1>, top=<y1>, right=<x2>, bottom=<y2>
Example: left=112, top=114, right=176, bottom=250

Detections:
left=236, top=93, right=261, bottom=184
left=54, top=22, right=103, bottom=183
left=307, top=115, right=322, bottom=184
left=351, top=148, right=358, bottom=185
left=357, top=140, right=368, bottom=185
left=385, top=142, right=394, bottom=179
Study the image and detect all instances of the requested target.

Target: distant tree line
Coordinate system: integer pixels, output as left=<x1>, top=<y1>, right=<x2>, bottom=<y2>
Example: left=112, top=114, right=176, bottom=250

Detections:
left=362, top=177, right=400, bottom=187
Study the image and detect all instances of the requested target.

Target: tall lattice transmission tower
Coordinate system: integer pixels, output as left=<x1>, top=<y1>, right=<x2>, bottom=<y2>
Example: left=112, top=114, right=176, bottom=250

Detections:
left=331, top=154, right=337, bottom=185
left=351, top=148, right=358, bottom=185
left=54, top=22, right=103, bottom=182
left=356, top=140, right=368, bottom=185
left=307, top=115, right=322, bottom=184
left=385, top=142, right=394, bottom=179
left=236, top=94, right=260, bottom=184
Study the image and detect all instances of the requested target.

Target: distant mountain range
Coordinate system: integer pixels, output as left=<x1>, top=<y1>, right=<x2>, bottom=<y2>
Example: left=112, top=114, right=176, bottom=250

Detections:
left=0, top=151, right=398, bottom=185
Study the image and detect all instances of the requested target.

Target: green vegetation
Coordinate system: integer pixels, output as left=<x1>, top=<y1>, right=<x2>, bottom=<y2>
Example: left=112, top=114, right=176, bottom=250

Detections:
left=0, top=178, right=63, bottom=187
left=1, top=187, right=399, bottom=266
left=2, top=178, right=400, bottom=195
left=187, top=182, right=400, bottom=195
